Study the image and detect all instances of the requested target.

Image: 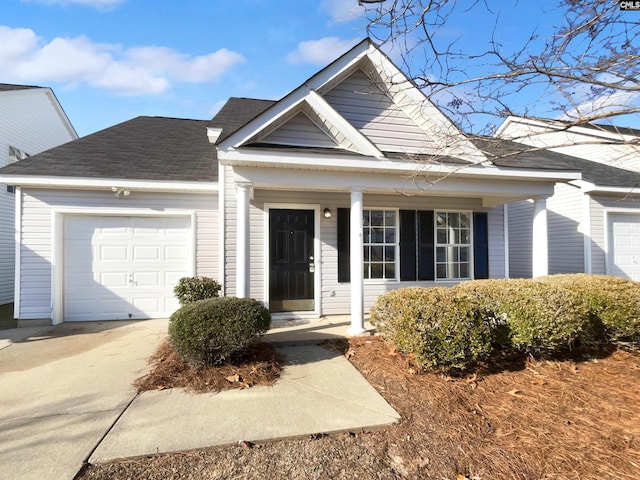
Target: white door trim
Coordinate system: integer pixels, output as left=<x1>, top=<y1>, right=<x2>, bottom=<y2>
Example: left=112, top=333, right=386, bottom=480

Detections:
left=51, top=207, right=196, bottom=324
left=263, top=203, right=321, bottom=318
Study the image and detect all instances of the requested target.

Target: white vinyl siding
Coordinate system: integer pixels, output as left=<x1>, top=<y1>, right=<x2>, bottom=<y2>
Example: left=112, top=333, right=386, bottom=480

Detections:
left=324, top=69, right=433, bottom=153
left=487, top=206, right=505, bottom=278
left=508, top=183, right=585, bottom=278
left=17, top=189, right=217, bottom=320
left=260, top=112, right=337, bottom=149
left=0, top=88, right=76, bottom=305
left=507, top=200, right=534, bottom=278
left=547, top=183, right=584, bottom=274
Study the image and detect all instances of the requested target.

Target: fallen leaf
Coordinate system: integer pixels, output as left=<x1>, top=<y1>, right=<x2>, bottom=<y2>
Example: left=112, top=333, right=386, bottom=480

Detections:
left=388, top=347, right=399, bottom=356
left=407, top=367, right=418, bottom=375
left=238, top=440, right=254, bottom=449
left=226, top=374, right=242, bottom=383
left=465, top=373, right=478, bottom=384
left=346, top=349, right=356, bottom=359
left=507, top=389, right=524, bottom=398
left=532, top=378, right=546, bottom=386
left=457, top=474, right=470, bottom=480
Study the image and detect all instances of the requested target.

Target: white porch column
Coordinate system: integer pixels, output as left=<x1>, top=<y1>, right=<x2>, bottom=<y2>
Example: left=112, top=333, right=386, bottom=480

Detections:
left=347, top=189, right=366, bottom=336
left=532, top=196, right=549, bottom=278
left=236, top=182, right=251, bottom=298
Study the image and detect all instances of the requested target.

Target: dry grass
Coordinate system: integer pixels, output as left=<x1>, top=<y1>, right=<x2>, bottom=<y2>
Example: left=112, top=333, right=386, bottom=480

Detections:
left=134, top=338, right=283, bottom=392
left=80, top=337, right=640, bottom=480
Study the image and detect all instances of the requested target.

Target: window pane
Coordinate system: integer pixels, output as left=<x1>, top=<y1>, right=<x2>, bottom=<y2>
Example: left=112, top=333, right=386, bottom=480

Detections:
left=372, top=227, right=384, bottom=243
left=449, top=213, right=460, bottom=228
left=371, top=246, right=383, bottom=261
left=437, top=229, right=447, bottom=244
left=363, top=263, right=369, bottom=279
left=385, top=211, right=396, bottom=226
left=385, top=263, right=395, bottom=279
left=385, top=227, right=396, bottom=243
left=436, top=264, right=447, bottom=279
left=460, top=263, right=470, bottom=278
left=447, top=263, right=459, bottom=279
left=385, top=246, right=395, bottom=261
left=436, top=246, right=446, bottom=263
left=437, top=212, right=447, bottom=226
left=371, top=263, right=383, bottom=278
left=449, top=228, right=458, bottom=244
left=371, top=211, right=384, bottom=226
left=363, top=246, right=370, bottom=262
left=460, top=247, right=469, bottom=262
left=363, top=210, right=370, bottom=226
left=460, top=229, right=470, bottom=244
left=460, top=213, right=470, bottom=228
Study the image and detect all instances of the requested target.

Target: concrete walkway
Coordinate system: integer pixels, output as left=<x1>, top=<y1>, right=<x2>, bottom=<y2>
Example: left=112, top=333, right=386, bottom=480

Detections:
left=0, top=317, right=398, bottom=480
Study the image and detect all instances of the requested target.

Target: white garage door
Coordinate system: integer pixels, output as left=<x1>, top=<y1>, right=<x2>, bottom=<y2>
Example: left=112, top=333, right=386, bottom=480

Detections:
left=608, top=214, right=640, bottom=281
left=64, top=215, right=192, bottom=321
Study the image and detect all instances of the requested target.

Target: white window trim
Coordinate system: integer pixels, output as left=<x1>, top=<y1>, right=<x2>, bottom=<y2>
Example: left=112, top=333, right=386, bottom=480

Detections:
left=362, top=207, right=400, bottom=284
left=434, top=209, right=474, bottom=282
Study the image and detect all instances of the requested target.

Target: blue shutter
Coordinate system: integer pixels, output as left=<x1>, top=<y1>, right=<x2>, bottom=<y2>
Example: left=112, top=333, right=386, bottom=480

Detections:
left=473, top=212, right=489, bottom=279
left=400, top=210, right=417, bottom=281
left=337, top=208, right=350, bottom=282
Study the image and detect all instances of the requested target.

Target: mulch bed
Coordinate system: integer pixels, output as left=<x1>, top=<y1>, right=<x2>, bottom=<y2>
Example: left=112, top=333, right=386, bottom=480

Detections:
left=133, top=339, right=283, bottom=392
left=80, top=336, right=640, bottom=480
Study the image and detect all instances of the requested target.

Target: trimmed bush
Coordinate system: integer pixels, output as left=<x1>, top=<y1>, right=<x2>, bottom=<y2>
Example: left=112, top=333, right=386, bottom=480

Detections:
left=539, top=274, right=640, bottom=347
left=370, top=287, right=493, bottom=372
left=169, top=296, right=271, bottom=365
left=454, top=279, right=591, bottom=352
left=174, top=276, right=222, bottom=305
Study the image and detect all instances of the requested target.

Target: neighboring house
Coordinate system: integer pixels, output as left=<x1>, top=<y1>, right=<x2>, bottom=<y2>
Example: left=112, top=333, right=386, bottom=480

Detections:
left=0, top=40, right=579, bottom=333
left=0, top=84, right=77, bottom=307
left=496, top=116, right=640, bottom=281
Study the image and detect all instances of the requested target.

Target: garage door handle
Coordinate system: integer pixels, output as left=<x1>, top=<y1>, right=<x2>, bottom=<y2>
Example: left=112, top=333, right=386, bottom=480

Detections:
left=128, top=275, right=137, bottom=286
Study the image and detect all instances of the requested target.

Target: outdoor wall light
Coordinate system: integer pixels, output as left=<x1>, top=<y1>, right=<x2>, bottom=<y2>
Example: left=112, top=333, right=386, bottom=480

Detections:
left=111, top=187, right=130, bottom=198
left=323, top=207, right=332, bottom=219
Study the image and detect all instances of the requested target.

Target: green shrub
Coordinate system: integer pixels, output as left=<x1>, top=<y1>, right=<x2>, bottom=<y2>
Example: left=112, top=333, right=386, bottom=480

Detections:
left=455, top=279, right=591, bottom=352
left=370, top=287, right=493, bottom=372
left=539, top=274, right=640, bottom=347
left=169, top=296, right=271, bottom=365
left=174, top=276, right=222, bottom=305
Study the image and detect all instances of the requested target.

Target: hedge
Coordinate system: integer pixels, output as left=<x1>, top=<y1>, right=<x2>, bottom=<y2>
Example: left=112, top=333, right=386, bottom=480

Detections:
left=370, top=275, right=640, bottom=372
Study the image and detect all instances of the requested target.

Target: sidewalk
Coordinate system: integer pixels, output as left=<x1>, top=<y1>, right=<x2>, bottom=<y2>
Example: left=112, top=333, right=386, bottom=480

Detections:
left=0, top=317, right=398, bottom=479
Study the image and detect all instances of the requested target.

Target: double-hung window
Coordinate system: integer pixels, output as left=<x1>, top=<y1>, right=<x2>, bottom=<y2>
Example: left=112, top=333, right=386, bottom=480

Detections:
left=435, top=212, right=472, bottom=280
left=363, top=209, right=397, bottom=280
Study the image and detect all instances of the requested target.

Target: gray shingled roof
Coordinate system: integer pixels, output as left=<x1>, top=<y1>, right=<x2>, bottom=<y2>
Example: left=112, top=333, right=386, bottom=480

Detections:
left=210, top=97, right=276, bottom=143
left=0, top=116, right=217, bottom=182
left=0, top=83, right=40, bottom=92
left=473, top=136, right=640, bottom=188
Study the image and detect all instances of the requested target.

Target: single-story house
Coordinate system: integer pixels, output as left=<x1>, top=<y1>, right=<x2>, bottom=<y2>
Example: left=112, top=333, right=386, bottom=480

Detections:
left=0, top=39, right=580, bottom=333
left=496, top=117, right=640, bottom=281
left=0, top=84, right=77, bottom=306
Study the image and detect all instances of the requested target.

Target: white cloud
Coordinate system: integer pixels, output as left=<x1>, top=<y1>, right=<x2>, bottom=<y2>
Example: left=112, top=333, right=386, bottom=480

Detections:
left=126, top=46, right=244, bottom=83
left=21, top=0, right=125, bottom=9
left=0, top=26, right=244, bottom=95
left=287, top=37, right=359, bottom=65
left=320, top=0, right=363, bottom=23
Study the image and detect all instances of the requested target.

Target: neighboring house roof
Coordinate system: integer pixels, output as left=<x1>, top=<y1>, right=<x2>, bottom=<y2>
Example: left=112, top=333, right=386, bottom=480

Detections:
left=0, top=116, right=217, bottom=182
left=475, top=135, right=640, bottom=188
left=0, top=83, right=40, bottom=92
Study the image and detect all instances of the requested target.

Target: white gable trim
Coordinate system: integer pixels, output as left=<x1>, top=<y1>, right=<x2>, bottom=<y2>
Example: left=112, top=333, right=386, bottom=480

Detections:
left=305, top=90, right=383, bottom=157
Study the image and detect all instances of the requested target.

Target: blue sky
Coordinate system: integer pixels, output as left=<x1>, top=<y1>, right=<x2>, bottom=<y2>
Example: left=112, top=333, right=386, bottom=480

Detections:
left=1, top=0, right=637, bottom=137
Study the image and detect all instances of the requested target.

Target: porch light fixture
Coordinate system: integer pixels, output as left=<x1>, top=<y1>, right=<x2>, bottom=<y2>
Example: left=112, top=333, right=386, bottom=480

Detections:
left=323, top=208, right=332, bottom=219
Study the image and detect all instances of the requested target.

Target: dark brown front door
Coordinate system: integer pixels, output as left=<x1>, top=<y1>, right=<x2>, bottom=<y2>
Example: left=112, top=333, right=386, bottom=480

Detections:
left=269, top=209, right=314, bottom=312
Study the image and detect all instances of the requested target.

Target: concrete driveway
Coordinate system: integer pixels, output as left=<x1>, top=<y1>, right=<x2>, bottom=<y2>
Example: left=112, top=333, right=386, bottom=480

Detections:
left=0, top=319, right=167, bottom=480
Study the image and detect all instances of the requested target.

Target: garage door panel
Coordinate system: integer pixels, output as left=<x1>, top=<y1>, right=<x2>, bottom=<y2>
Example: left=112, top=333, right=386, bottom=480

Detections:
left=608, top=214, right=640, bottom=281
left=64, top=215, right=192, bottom=321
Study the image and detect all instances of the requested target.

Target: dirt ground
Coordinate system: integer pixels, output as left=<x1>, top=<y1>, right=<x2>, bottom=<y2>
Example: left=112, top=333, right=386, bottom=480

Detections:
left=78, top=337, right=640, bottom=480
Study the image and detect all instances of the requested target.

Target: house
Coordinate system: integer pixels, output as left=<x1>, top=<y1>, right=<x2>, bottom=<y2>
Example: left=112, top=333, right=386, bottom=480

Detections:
left=496, top=116, right=640, bottom=280
left=0, top=84, right=77, bottom=307
left=0, top=40, right=580, bottom=333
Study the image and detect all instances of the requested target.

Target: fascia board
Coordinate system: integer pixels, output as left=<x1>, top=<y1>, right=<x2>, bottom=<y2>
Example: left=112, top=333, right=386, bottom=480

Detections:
left=218, top=40, right=370, bottom=150
left=571, top=179, right=640, bottom=194
left=305, top=90, right=383, bottom=157
left=0, top=175, right=218, bottom=192
left=218, top=148, right=581, bottom=182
